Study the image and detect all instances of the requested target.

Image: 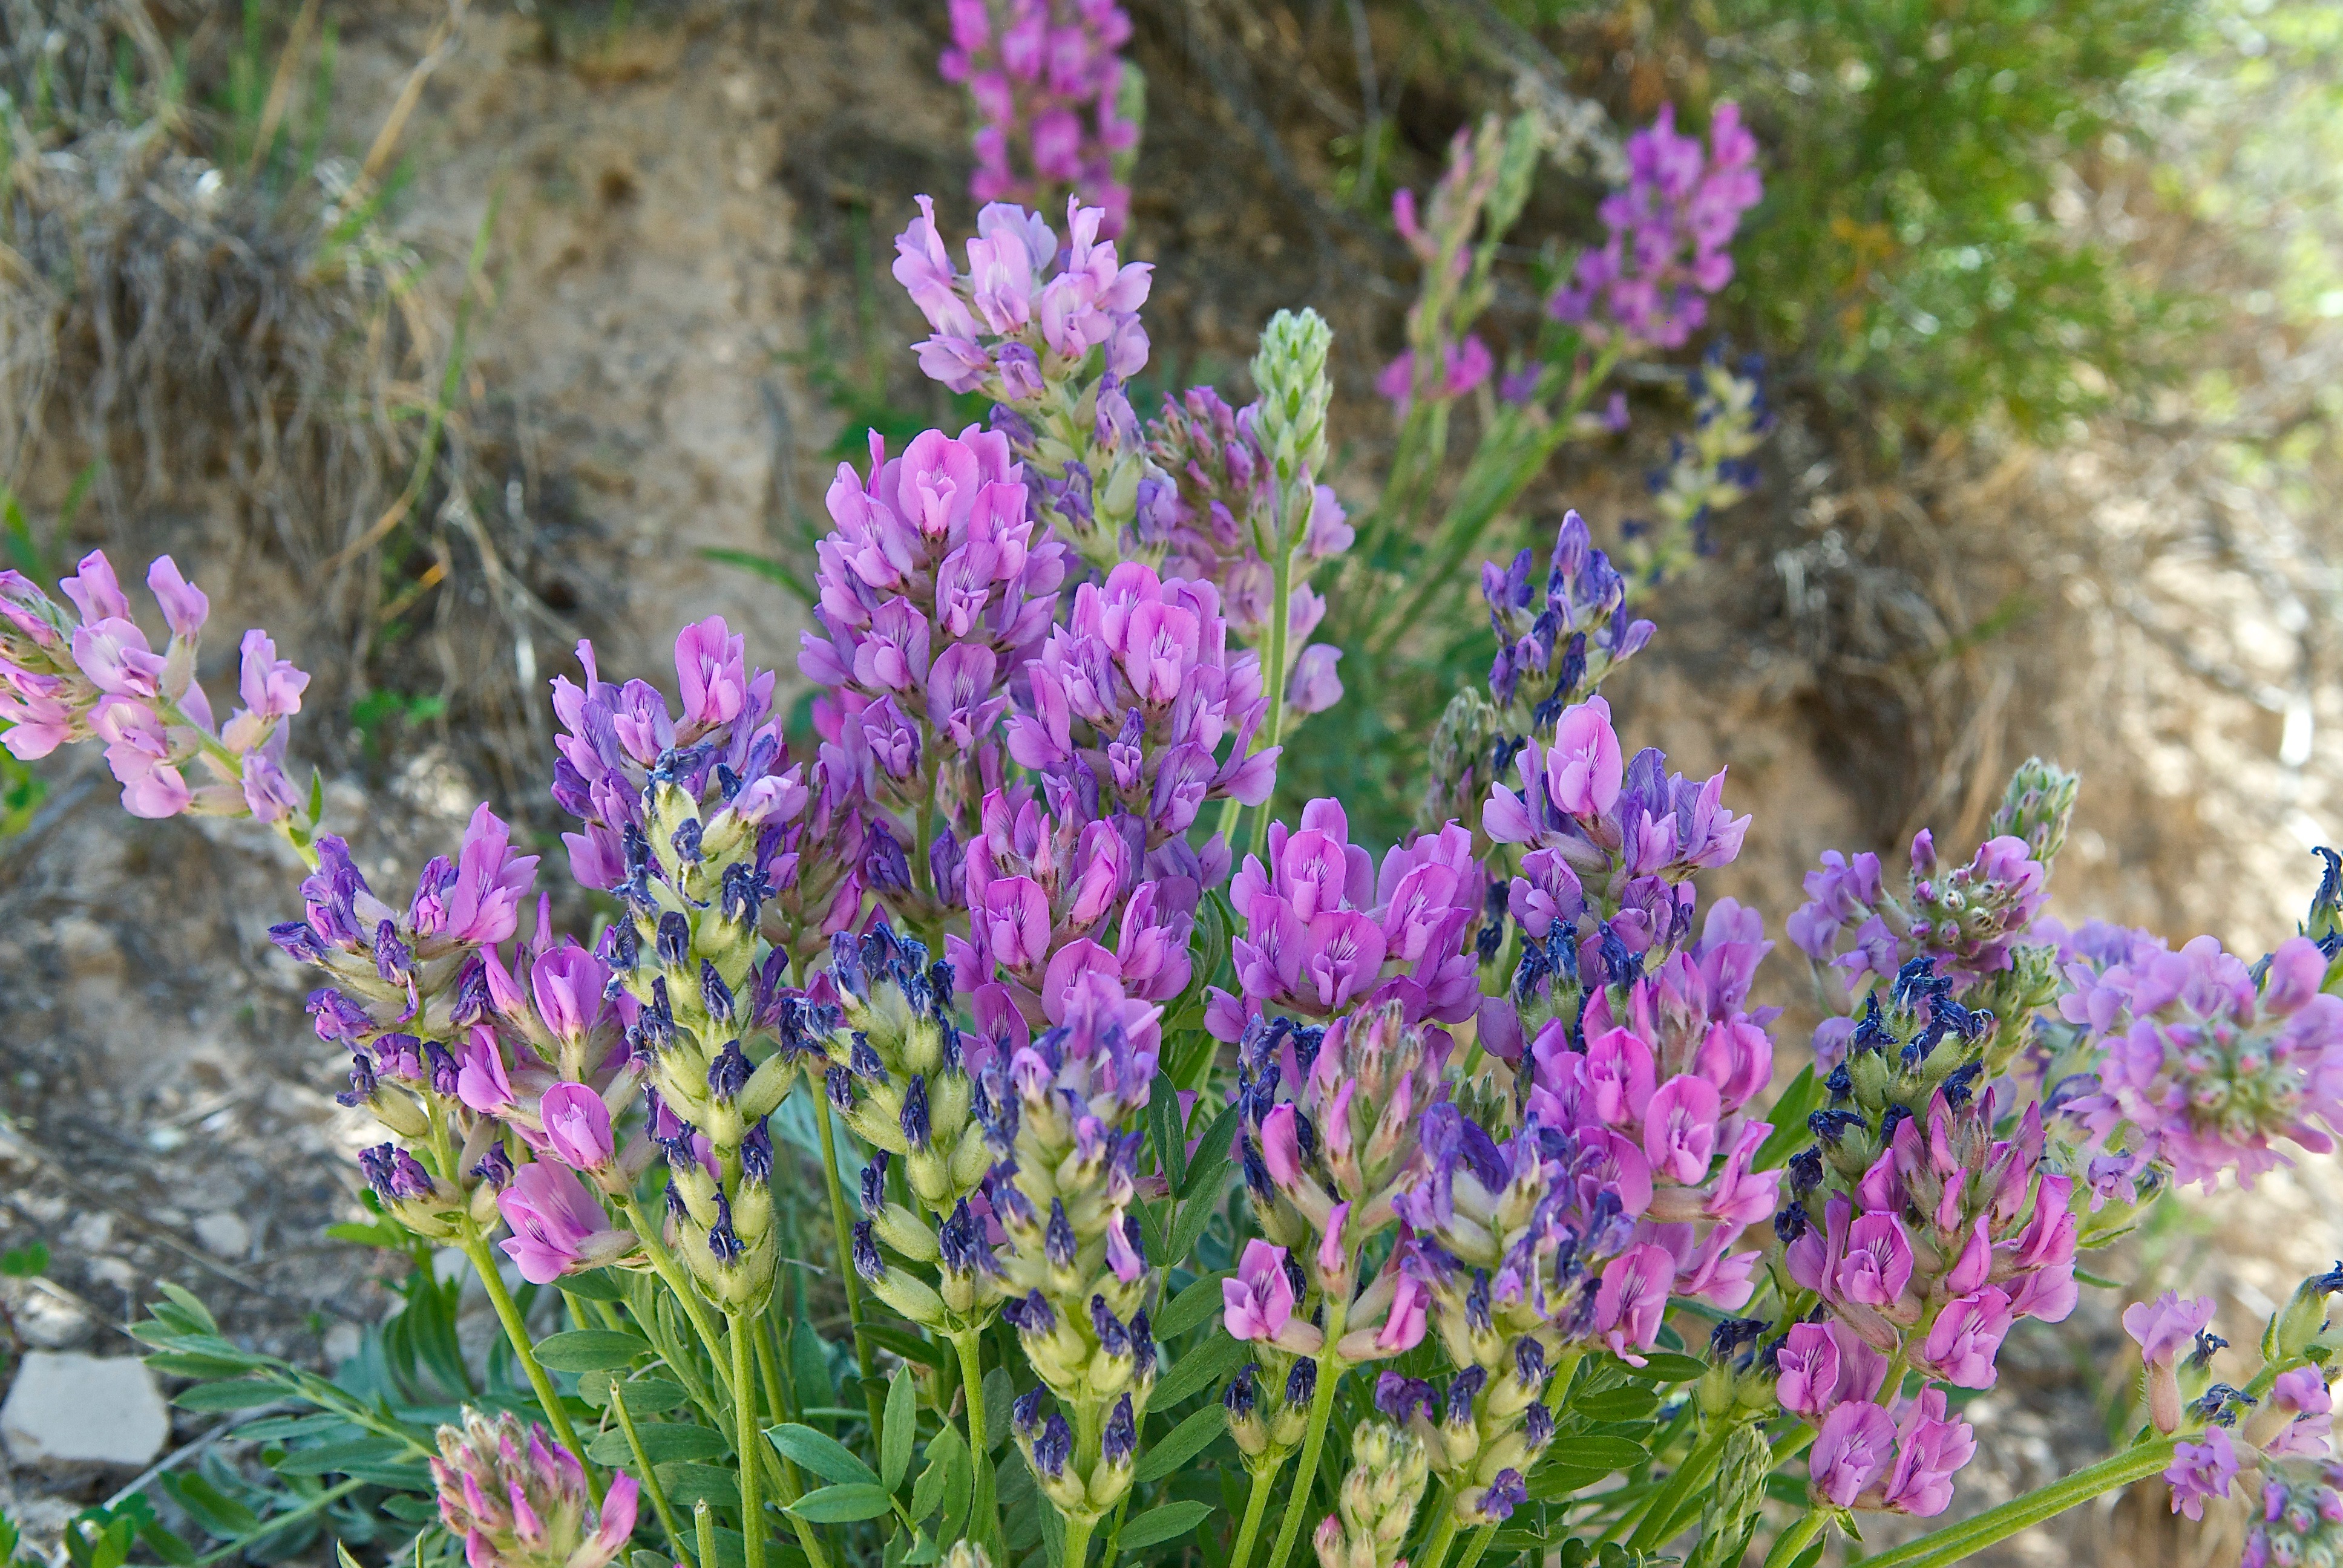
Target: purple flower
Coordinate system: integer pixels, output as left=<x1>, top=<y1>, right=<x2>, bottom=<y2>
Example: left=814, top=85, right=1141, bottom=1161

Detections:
left=1593, top=1244, right=1673, bottom=1365
left=2265, top=1367, right=2333, bottom=1459
left=540, top=1083, right=617, bottom=1173
left=236, top=630, right=309, bottom=719
left=441, top=805, right=539, bottom=948
left=2166, top=1428, right=2240, bottom=1521
left=1776, top=1319, right=1888, bottom=1421
left=144, top=557, right=209, bottom=641
left=531, top=944, right=609, bottom=1045
left=1881, top=1387, right=1976, bottom=1516
left=1917, top=1286, right=2016, bottom=1390
left=1223, top=1238, right=1296, bottom=1342
left=1835, top=1213, right=1915, bottom=1310
left=2124, top=1290, right=2217, bottom=1434
left=1641, top=1073, right=1720, bottom=1184
left=674, top=615, right=749, bottom=727
left=495, top=1163, right=634, bottom=1285
left=1810, top=1400, right=1898, bottom=1508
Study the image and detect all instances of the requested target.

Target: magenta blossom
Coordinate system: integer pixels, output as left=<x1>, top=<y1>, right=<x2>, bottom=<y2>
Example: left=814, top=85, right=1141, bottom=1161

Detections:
left=539, top=1083, right=617, bottom=1174
left=1810, top=1400, right=1897, bottom=1508
left=1224, top=1238, right=1305, bottom=1347
left=2166, top=1428, right=2240, bottom=1521
left=2123, top=1290, right=2217, bottom=1434
left=1776, top=1319, right=1889, bottom=1421
left=495, top=1163, right=636, bottom=1285
left=1881, top=1387, right=1977, bottom=1517
left=1593, top=1243, right=1673, bottom=1365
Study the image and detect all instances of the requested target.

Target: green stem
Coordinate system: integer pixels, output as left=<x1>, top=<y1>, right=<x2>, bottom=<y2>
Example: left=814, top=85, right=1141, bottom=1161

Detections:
left=1626, top=1424, right=1734, bottom=1550
left=1855, top=1437, right=2181, bottom=1568
left=609, top=1376, right=692, bottom=1567
left=192, top=1477, right=364, bottom=1565
left=1760, top=1509, right=1829, bottom=1568
left=617, top=1197, right=737, bottom=1408
left=457, top=1227, right=593, bottom=1491
left=813, top=1096, right=888, bottom=1442
left=1063, top=1511, right=1097, bottom=1568
left=729, top=1311, right=766, bottom=1568
left=695, top=1501, right=719, bottom=1568
left=1450, top=1523, right=1496, bottom=1568
left=1414, top=1508, right=1461, bottom=1568
left=1251, top=532, right=1299, bottom=860
left=1261, top=1299, right=1349, bottom=1568
left=952, top=1325, right=991, bottom=1461
left=1228, top=1455, right=1288, bottom=1568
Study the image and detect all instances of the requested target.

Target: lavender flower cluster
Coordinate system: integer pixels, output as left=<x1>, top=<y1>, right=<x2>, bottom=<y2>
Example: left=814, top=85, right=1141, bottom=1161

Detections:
left=18, top=61, right=2341, bottom=1568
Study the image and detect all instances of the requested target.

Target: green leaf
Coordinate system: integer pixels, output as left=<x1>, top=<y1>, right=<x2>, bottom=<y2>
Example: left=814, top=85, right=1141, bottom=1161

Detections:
left=532, top=1328, right=650, bottom=1371
left=1636, top=1353, right=1710, bottom=1383
left=582, top=1376, right=691, bottom=1414
left=767, top=1422, right=882, bottom=1488
left=658, top=1462, right=739, bottom=1509
left=144, top=1351, right=269, bottom=1379
left=272, top=1437, right=412, bottom=1476
left=882, top=1366, right=917, bottom=1491
left=162, top=1472, right=261, bottom=1537
left=0, top=1240, right=48, bottom=1278
left=981, top=1368, right=1014, bottom=1454
left=1133, top=1403, right=1227, bottom=1483
left=154, top=1282, right=220, bottom=1336
left=788, top=1483, right=896, bottom=1523
left=171, top=1379, right=284, bottom=1411
left=137, top=1518, right=195, bottom=1568
left=586, top=1423, right=732, bottom=1466
left=1156, top=1272, right=1231, bottom=1341
left=1115, top=1500, right=1214, bottom=1553
left=913, top=1425, right=971, bottom=1530
left=1151, top=1330, right=1246, bottom=1407
left=1754, top=1064, right=1820, bottom=1171
left=560, top=1269, right=630, bottom=1302
left=1524, top=1465, right=1610, bottom=1501
left=1147, top=1073, right=1188, bottom=1192
left=1179, top=1105, right=1239, bottom=1201
left=1573, top=1387, right=1660, bottom=1422
left=1544, top=1434, right=1651, bottom=1474
left=791, top=1322, right=832, bottom=1403
left=861, top=1322, right=946, bottom=1369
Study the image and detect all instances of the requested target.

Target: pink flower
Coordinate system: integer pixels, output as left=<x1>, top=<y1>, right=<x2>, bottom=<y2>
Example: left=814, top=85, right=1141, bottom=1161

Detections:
left=1584, top=1025, right=1657, bottom=1126
left=441, top=805, right=540, bottom=948
left=531, top=944, right=609, bottom=1044
left=1776, top=1319, right=1888, bottom=1421
left=2266, top=1367, right=2333, bottom=1459
left=456, top=1027, right=517, bottom=1116
left=2125, top=1291, right=2217, bottom=1434
left=1810, top=1400, right=1898, bottom=1508
left=1375, top=1272, right=1428, bottom=1353
left=2166, top=1428, right=2240, bottom=1521
left=1642, top=1073, right=1720, bottom=1184
left=1594, top=1244, right=1673, bottom=1365
left=71, top=618, right=166, bottom=698
left=496, top=1163, right=634, bottom=1285
left=673, top=615, right=749, bottom=727
left=1918, top=1287, right=2015, bottom=1390
left=1285, top=642, right=1343, bottom=716
left=145, top=557, right=209, bottom=641
left=1881, top=1387, right=1976, bottom=1517
left=540, top=1083, right=616, bottom=1172
left=1224, top=1238, right=1295, bottom=1342
left=1835, top=1213, right=1914, bottom=1310
left=1548, top=697, right=1624, bottom=817
left=59, top=550, right=131, bottom=623
left=237, top=629, right=309, bottom=719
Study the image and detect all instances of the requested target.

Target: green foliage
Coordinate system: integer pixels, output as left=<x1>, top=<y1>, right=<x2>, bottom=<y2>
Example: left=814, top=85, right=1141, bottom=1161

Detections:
left=0, top=1240, right=48, bottom=1278
left=349, top=688, right=449, bottom=759
left=1691, top=0, right=2193, bottom=431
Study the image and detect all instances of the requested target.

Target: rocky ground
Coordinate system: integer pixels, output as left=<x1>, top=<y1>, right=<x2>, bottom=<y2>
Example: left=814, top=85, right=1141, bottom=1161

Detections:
left=4, top=1, right=2340, bottom=1562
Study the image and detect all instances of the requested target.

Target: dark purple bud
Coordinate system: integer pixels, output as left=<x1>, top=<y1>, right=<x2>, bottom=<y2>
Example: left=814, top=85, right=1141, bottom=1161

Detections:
left=828, top=930, right=870, bottom=1001
left=720, top=861, right=765, bottom=927
left=372, top=920, right=412, bottom=985
left=1524, top=1402, right=1555, bottom=1449
left=1879, top=1103, right=1915, bottom=1145
left=1225, top=1364, right=1259, bottom=1419
left=1711, top=1316, right=1770, bottom=1364
left=671, top=818, right=704, bottom=866
left=641, top=978, right=675, bottom=1050
left=707, top=1039, right=751, bottom=1101
left=1090, top=1295, right=1129, bottom=1357
left=1375, top=1373, right=1438, bottom=1424
left=664, top=1180, right=688, bottom=1224
left=1808, top=1108, right=1866, bottom=1146
left=1282, top=1255, right=1308, bottom=1304
left=1130, top=1310, right=1155, bottom=1380
left=1285, top=1358, right=1316, bottom=1410
left=1824, top=1062, right=1853, bottom=1103
left=1005, top=1289, right=1056, bottom=1336
left=605, top=918, right=640, bottom=975
left=2189, top=1329, right=2229, bottom=1371
left=1032, top=1414, right=1071, bottom=1480
left=1942, top=1061, right=1985, bottom=1111
left=900, top=1074, right=931, bottom=1146
left=862, top=822, right=914, bottom=895
left=336, top=1050, right=379, bottom=1108
left=2190, top=1383, right=2254, bottom=1427
left=1446, top=1367, right=1486, bottom=1425
left=422, top=1040, right=460, bottom=1097
left=1045, top=1200, right=1076, bottom=1270
left=826, top=1065, right=856, bottom=1112
left=709, top=1211, right=746, bottom=1266
left=849, top=1033, right=887, bottom=1080
left=1479, top=1471, right=1526, bottom=1523
left=741, top=1117, right=773, bottom=1184
left=1513, top=1338, right=1546, bottom=1390
left=2316, top=1261, right=2343, bottom=1295
left=1122, top=1213, right=1147, bottom=1273
left=851, top=1220, right=884, bottom=1281
left=700, top=959, right=735, bottom=1023
left=1102, top=1393, right=1136, bottom=1466
left=859, top=1152, right=890, bottom=1215
left=1239, top=1131, right=1274, bottom=1201
left=1012, top=1388, right=1046, bottom=1437
left=1788, top=1146, right=1824, bottom=1195
left=471, top=1143, right=514, bottom=1189
left=1466, top=1269, right=1493, bottom=1334
left=938, top=1200, right=997, bottom=1278
left=621, top=822, right=652, bottom=876
left=270, top=921, right=327, bottom=964
left=656, top=912, right=692, bottom=970
left=985, top=1165, right=1034, bottom=1228
left=450, top=958, right=493, bottom=1025
left=1773, top=1201, right=1810, bottom=1246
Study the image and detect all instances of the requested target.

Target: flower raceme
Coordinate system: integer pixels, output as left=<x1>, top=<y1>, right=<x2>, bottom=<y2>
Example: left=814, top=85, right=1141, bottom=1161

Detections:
left=2, top=552, right=311, bottom=824
left=939, top=0, right=1140, bottom=235
left=431, top=1408, right=639, bottom=1568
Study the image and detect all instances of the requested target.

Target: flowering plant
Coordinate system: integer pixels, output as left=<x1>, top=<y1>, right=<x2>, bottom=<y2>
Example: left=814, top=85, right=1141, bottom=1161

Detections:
left=10, top=57, right=2340, bottom=1568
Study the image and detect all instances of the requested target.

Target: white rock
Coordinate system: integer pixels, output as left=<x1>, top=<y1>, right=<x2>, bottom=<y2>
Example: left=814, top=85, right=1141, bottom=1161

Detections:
left=2, top=1281, right=95, bottom=1350
left=62, top=1211, right=113, bottom=1253
left=323, top=1321, right=362, bottom=1369
left=192, top=1212, right=251, bottom=1259
left=1, top=1351, right=171, bottom=1468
